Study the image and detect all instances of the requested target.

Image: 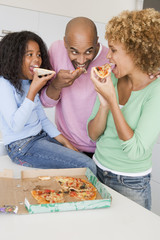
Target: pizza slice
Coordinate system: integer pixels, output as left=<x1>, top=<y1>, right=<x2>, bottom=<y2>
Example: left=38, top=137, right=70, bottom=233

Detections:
left=69, top=189, right=97, bottom=201
left=54, top=176, right=75, bottom=193
left=54, top=176, right=97, bottom=193
left=31, top=189, right=64, bottom=204
left=94, top=63, right=112, bottom=79
left=34, top=68, right=55, bottom=76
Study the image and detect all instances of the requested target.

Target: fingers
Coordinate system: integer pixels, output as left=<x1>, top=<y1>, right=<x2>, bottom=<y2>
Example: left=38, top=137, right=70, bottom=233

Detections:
left=70, top=68, right=86, bottom=78
left=149, top=70, right=160, bottom=80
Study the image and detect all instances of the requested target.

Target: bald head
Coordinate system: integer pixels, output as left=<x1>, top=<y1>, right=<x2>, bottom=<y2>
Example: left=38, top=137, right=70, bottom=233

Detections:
left=65, top=17, right=98, bottom=43
left=64, top=17, right=99, bottom=70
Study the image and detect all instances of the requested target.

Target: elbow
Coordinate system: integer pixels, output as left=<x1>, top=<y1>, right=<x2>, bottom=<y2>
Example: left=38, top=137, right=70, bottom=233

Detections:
left=9, top=123, right=23, bottom=132
left=89, top=134, right=98, bottom=142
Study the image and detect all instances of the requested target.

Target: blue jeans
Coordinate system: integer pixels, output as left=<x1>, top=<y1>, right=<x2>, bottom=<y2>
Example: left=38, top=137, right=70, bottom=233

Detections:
left=97, top=166, right=151, bottom=210
left=5, top=131, right=97, bottom=175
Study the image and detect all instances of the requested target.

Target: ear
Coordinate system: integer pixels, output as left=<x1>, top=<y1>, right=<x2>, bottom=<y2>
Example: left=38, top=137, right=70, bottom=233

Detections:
left=64, top=36, right=67, bottom=49
left=96, top=36, right=99, bottom=45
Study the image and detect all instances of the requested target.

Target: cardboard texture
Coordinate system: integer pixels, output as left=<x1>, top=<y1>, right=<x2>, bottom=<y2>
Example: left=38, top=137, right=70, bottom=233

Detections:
left=0, top=168, right=112, bottom=214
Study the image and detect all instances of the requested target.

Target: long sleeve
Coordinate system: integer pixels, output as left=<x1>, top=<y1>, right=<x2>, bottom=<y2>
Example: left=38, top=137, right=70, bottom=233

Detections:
left=40, top=86, right=59, bottom=107
left=0, top=80, right=35, bottom=132
left=120, top=83, right=160, bottom=160
left=36, top=97, right=60, bottom=138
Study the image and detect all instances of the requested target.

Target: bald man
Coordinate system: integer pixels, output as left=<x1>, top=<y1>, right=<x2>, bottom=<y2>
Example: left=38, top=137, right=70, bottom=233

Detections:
left=40, top=17, right=109, bottom=157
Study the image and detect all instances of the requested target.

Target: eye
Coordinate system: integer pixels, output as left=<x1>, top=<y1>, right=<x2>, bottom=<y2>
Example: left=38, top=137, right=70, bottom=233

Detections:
left=111, top=48, right=116, bottom=53
left=86, top=50, right=92, bottom=55
left=37, top=53, right=41, bottom=58
left=71, top=50, right=78, bottom=55
left=26, top=53, right=32, bottom=57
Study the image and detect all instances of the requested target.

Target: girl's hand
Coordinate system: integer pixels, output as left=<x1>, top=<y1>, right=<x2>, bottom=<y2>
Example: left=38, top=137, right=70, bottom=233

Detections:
left=27, top=71, right=55, bottom=101
left=55, top=134, right=79, bottom=152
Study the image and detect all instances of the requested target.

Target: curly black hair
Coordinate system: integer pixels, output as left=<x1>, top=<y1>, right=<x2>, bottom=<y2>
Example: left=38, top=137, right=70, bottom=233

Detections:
left=0, top=30, right=51, bottom=92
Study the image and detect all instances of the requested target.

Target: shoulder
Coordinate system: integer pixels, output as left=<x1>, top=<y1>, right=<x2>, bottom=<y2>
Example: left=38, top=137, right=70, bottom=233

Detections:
left=49, top=40, right=65, bottom=52
left=101, top=44, right=109, bottom=54
left=0, top=76, right=12, bottom=88
left=148, top=77, right=160, bottom=96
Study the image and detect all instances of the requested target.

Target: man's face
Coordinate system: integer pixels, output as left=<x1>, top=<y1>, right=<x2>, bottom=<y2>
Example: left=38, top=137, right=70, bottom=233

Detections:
left=64, top=31, right=99, bottom=70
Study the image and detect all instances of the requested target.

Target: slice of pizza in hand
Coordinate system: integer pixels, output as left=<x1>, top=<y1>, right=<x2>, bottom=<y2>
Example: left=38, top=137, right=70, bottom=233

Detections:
left=34, top=68, right=55, bottom=76
left=94, top=63, right=112, bottom=79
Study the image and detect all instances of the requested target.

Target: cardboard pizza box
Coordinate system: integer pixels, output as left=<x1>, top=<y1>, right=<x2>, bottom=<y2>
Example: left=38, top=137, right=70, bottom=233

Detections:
left=0, top=168, right=112, bottom=214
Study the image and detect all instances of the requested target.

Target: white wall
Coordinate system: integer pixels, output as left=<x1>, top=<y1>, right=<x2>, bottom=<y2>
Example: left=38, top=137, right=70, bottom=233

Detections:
left=0, top=0, right=137, bottom=23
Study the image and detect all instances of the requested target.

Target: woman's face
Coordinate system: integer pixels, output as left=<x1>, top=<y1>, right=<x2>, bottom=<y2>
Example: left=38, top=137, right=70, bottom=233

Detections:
left=107, top=41, right=135, bottom=79
left=21, top=40, right=42, bottom=80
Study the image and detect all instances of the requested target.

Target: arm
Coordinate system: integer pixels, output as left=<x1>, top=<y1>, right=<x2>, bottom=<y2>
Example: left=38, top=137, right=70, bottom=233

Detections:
left=55, top=134, right=78, bottom=151
left=36, top=97, right=78, bottom=151
left=45, top=68, right=86, bottom=100
left=0, top=80, right=35, bottom=132
left=88, top=94, right=110, bottom=141
left=0, top=72, right=55, bottom=132
left=120, top=84, right=160, bottom=159
left=90, top=68, right=133, bottom=141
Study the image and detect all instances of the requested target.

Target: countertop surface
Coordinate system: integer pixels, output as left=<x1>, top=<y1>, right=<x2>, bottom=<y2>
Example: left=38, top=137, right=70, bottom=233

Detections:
left=0, top=156, right=160, bottom=240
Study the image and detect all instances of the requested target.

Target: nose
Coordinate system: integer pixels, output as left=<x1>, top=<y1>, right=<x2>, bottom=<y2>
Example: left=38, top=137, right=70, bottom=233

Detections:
left=33, top=55, right=41, bottom=65
left=77, top=54, right=86, bottom=64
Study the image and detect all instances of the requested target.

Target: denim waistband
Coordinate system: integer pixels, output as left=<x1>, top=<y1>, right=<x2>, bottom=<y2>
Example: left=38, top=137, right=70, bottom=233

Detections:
left=6, top=130, right=46, bottom=149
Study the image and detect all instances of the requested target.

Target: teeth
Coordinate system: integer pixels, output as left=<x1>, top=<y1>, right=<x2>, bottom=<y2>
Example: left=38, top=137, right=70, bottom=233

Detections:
left=77, top=64, right=85, bottom=68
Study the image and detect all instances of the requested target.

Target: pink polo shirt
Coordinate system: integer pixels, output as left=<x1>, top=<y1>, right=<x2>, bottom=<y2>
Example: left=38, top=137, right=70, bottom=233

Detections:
left=40, top=40, right=109, bottom=152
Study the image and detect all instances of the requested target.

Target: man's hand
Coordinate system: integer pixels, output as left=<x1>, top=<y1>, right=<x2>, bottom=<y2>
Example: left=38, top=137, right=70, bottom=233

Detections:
left=51, top=68, right=85, bottom=90
left=46, top=68, right=85, bottom=100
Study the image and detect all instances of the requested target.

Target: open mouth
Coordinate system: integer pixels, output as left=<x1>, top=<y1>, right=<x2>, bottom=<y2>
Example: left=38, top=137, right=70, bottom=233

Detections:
left=29, top=65, right=39, bottom=74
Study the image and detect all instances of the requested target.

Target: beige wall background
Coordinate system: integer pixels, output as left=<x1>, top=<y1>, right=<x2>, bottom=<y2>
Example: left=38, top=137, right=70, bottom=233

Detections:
left=0, top=0, right=138, bottom=23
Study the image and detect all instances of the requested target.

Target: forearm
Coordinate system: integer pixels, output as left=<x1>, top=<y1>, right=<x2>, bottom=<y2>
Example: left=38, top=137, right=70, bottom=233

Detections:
left=110, top=100, right=133, bottom=141
left=55, top=134, right=78, bottom=151
left=46, top=82, right=61, bottom=100
left=88, top=105, right=109, bottom=141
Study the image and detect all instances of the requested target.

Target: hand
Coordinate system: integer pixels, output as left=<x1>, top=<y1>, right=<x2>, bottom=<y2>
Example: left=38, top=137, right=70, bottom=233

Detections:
left=55, top=134, right=79, bottom=152
left=51, top=68, right=85, bottom=90
left=91, top=67, right=116, bottom=105
left=27, top=71, right=55, bottom=101
left=149, top=69, right=160, bottom=80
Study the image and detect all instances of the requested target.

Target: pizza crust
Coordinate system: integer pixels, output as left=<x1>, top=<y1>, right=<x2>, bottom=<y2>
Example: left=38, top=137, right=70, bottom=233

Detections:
left=34, top=68, right=55, bottom=76
left=38, top=176, right=51, bottom=181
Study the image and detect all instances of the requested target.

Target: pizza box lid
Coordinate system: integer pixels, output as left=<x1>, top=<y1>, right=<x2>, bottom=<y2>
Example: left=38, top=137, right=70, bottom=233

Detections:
left=0, top=168, right=112, bottom=214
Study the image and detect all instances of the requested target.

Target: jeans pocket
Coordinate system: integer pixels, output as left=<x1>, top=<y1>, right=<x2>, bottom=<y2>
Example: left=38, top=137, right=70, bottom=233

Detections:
left=7, top=136, right=35, bottom=156
left=121, top=174, right=150, bottom=190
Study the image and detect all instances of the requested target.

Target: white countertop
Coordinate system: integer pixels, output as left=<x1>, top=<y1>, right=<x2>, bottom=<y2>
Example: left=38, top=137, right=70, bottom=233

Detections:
left=0, top=156, right=160, bottom=240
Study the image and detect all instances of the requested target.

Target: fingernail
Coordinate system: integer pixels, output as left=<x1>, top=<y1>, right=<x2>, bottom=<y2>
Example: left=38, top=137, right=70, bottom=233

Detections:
left=150, top=75, right=154, bottom=79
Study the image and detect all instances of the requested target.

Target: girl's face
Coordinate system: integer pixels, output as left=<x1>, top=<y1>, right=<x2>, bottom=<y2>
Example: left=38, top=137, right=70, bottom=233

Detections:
left=107, top=41, right=135, bottom=78
left=21, top=40, right=42, bottom=80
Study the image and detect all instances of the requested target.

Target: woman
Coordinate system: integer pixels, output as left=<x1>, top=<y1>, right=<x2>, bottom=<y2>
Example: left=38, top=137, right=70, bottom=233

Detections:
left=0, top=31, right=96, bottom=175
left=88, top=8, right=160, bottom=209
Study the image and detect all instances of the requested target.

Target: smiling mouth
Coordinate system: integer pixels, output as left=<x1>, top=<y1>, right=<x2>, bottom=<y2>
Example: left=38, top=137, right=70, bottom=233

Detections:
left=29, top=65, right=39, bottom=74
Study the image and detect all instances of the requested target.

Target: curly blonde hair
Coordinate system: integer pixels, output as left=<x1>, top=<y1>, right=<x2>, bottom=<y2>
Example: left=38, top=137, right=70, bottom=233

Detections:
left=105, top=8, right=160, bottom=74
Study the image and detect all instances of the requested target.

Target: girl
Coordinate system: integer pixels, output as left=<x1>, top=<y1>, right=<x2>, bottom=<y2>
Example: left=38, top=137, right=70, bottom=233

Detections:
left=0, top=31, right=96, bottom=175
left=88, top=9, right=160, bottom=209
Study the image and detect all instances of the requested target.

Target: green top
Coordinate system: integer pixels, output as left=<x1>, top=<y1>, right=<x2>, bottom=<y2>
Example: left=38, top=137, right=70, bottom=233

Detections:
left=87, top=73, right=160, bottom=173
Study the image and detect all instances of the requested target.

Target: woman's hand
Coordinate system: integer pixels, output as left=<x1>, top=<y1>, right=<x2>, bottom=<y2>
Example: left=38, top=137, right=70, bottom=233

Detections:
left=55, top=134, right=79, bottom=152
left=91, top=67, right=116, bottom=106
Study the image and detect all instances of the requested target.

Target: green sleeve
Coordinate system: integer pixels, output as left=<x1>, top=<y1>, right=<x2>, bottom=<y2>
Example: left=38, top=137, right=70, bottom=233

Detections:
left=121, top=81, right=160, bottom=160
